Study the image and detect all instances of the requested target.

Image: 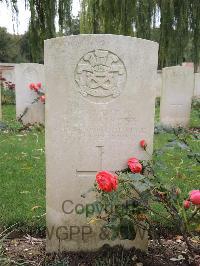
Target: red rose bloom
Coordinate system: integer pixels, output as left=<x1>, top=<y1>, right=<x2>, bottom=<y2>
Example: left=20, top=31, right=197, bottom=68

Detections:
left=128, top=157, right=139, bottom=164
left=40, top=95, right=45, bottom=103
left=189, top=190, right=200, bottom=197
left=183, top=200, right=190, bottom=209
left=34, top=86, right=39, bottom=92
left=128, top=157, right=142, bottom=173
left=96, top=171, right=118, bottom=192
left=140, top=139, right=147, bottom=150
left=29, top=83, right=35, bottom=90
left=189, top=190, right=200, bottom=205
left=37, top=82, right=42, bottom=89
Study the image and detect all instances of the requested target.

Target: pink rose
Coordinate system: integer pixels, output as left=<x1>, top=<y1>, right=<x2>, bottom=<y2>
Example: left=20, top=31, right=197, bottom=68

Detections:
left=29, top=83, right=35, bottom=90
left=128, top=157, right=142, bottom=173
left=37, top=82, right=42, bottom=89
left=189, top=190, right=200, bottom=205
left=183, top=200, right=190, bottom=209
left=96, top=171, right=118, bottom=192
left=39, top=95, right=45, bottom=103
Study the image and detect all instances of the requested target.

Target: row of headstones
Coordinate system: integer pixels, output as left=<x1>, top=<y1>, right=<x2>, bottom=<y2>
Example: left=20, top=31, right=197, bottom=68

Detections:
left=1, top=63, right=199, bottom=128
left=0, top=35, right=199, bottom=252
left=156, top=68, right=200, bottom=98
left=0, top=63, right=45, bottom=124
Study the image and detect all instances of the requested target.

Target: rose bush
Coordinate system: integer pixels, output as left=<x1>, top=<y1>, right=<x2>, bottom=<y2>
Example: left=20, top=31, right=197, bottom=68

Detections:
left=184, top=190, right=200, bottom=207
left=84, top=139, right=199, bottom=252
left=18, top=82, right=45, bottom=122
left=28, top=82, right=45, bottom=104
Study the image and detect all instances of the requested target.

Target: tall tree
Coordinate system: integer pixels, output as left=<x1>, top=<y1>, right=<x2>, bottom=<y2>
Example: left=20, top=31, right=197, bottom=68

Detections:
left=1, top=0, right=200, bottom=69
left=80, top=0, right=200, bottom=71
left=0, top=0, right=73, bottom=62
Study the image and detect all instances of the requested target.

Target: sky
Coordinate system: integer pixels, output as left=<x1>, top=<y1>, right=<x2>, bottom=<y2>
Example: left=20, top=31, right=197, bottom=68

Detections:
left=0, top=0, right=80, bottom=34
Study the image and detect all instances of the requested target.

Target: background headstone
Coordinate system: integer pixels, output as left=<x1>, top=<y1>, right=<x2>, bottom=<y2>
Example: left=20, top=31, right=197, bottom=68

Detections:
left=2, top=68, right=15, bottom=84
left=155, top=70, right=162, bottom=97
left=160, top=66, right=194, bottom=127
left=0, top=84, right=1, bottom=120
left=15, top=63, right=45, bottom=125
left=194, top=73, right=200, bottom=98
left=45, top=35, right=158, bottom=252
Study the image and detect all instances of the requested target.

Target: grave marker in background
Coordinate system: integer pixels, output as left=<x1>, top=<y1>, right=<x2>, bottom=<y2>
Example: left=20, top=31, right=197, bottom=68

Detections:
left=160, top=66, right=194, bottom=127
left=45, top=35, right=158, bottom=252
left=194, top=73, right=200, bottom=98
left=0, top=82, right=1, bottom=120
left=15, top=63, right=45, bottom=125
left=2, top=67, right=15, bottom=84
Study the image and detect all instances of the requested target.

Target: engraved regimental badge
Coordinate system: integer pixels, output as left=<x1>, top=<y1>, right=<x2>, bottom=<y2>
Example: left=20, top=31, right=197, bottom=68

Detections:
left=75, top=49, right=126, bottom=103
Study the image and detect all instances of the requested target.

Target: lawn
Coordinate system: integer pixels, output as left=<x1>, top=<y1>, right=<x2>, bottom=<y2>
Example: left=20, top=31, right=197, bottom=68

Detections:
left=0, top=101, right=199, bottom=234
left=0, top=105, right=45, bottom=234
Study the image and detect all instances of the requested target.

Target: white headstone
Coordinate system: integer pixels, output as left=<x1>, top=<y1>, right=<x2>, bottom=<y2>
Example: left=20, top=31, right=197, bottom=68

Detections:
left=194, top=73, right=200, bottom=98
left=2, top=69, right=15, bottom=84
left=15, top=63, right=45, bottom=125
left=45, top=35, right=158, bottom=252
left=160, top=66, right=194, bottom=127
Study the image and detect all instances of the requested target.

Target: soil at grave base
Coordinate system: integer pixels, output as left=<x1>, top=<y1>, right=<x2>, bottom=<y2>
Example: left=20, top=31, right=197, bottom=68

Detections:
left=3, top=235, right=200, bottom=266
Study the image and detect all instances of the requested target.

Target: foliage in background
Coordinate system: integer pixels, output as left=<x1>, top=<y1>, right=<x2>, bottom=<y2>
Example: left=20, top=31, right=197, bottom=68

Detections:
left=20, top=0, right=74, bottom=62
left=0, top=0, right=199, bottom=68
left=0, top=26, right=34, bottom=63
left=80, top=0, right=200, bottom=71
left=0, top=78, right=15, bottom=105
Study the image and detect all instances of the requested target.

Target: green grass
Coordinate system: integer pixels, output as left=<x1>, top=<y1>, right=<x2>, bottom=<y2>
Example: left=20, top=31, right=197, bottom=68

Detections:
left=0, top=102, right=199, bottom=233
left=153, top=98, right=200, bottom=196
left=0, top=105, right=45, bottom=234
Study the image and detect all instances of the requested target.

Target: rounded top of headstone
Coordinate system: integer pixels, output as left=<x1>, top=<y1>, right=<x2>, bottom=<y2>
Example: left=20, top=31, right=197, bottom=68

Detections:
left=44, top=34, right=158, bottom=48
left=163, top=65, right=194, bottom=74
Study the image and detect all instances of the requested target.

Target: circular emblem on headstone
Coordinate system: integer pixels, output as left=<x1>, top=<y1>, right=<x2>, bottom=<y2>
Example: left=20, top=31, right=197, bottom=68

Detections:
left=75, top=49, right=126, bottom=103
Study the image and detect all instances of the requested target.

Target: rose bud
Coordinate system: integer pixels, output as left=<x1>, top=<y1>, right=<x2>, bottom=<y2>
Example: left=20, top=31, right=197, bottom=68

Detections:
left=37, top=82, right=42, bottom=89
left=183, top=200, right=190, bottom=209
left=29, top=83, right=34, bottom=89
left=34, top=86, right=39, bottom=92
left=175, top=188, right=181, bottom=196
left=96, top=171, right=118, bottom=192
left=140, top=139, right=147, bottom=150
left=128, top=158, right=142, bottom=173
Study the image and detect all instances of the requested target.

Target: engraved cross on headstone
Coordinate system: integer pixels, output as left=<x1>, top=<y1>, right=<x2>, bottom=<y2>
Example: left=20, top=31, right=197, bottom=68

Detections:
left=76, top=145, right=105, bottom=178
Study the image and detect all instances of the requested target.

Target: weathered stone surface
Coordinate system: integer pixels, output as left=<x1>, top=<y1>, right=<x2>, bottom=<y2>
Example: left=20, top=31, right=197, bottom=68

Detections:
left=15, top=63, right=45, bottom=125
left=160, top=66, right=194, bottom=127
left=194, top=73, right=200, bottom=98
left=45, top=35, right=158, bottom=252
